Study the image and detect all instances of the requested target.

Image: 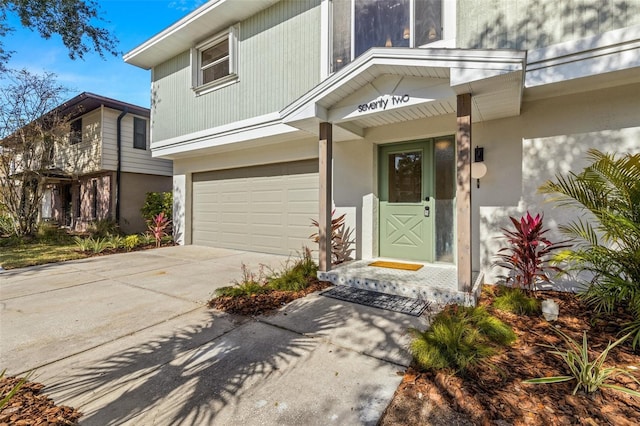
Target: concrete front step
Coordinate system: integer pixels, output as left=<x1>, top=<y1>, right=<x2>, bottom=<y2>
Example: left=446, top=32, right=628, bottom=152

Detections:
left=318, top=259, right=483, bottom=307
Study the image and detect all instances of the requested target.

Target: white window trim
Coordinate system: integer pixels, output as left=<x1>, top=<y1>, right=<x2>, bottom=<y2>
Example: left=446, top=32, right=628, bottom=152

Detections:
left=191, top=25, right=239, bottom=96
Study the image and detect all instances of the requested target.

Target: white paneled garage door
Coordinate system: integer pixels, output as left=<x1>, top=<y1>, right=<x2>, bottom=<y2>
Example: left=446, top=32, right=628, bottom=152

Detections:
left=192, top=159, right=319, bottom=255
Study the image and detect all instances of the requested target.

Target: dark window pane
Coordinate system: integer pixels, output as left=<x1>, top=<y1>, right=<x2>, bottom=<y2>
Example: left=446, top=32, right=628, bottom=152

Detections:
left=332, top=0, right=352, bottom=72
left=133, top=117, right=146, bottom=150
left=354, top=0, right=410, bottom=57
left=415, top=0, right=442, bottom=46
left=201, top=41, right=229, bottom=66
left=434, top=137, right=454, bottom=262
left=202, top=60, right=230, bottom=84
left=388, top=151, right=421, bottom=203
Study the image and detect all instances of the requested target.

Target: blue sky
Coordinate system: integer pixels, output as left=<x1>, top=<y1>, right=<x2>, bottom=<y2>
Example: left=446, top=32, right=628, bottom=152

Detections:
left=2, top=0, right=205, bottom=108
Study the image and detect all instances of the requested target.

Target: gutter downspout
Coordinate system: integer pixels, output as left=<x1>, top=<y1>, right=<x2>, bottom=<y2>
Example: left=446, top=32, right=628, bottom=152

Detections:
left=116, top=107, right=129, bottom=224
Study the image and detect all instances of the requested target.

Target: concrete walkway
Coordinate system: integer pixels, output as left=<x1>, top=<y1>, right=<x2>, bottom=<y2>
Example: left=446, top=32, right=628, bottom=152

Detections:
left=0, top=246, right=427, bottom=425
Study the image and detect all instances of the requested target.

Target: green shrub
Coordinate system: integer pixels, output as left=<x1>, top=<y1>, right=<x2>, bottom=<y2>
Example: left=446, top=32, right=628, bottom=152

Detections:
left=525, top=328, right=640, bottom=396
left=88, top=219, right=121, bottom=238
left=36, top=223, right=70, bottom=244
left=493, top=286, right=541, bottom=315
left=84, top=237, right=112, bottom=254
left=215, top=263, right=269, bottom=297
left=410, top=305, right=516, bottom=374
left=123, top=234, right=140, bottom=251
left=139, top=233, right=154, bottom=246
left=540, top=149, right=640, bottom=348
left=108, top=235, right=125, bottom=249
left=73, top=236, right=90, bottom=252
left=141, top=192, right=172, bottom=222
left=0, top=214, right=14, bottom=236
left=267, top=248, right=318, bottom=292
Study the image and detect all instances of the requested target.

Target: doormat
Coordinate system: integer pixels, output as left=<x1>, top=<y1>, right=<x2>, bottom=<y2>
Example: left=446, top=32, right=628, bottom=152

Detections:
left=368, top=261, right=424, bottom=271
left=321, top=286, right=430, bottom=316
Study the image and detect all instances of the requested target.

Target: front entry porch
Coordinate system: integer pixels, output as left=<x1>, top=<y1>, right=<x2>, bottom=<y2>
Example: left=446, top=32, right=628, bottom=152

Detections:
left=319, top=260, right=483, bottom=307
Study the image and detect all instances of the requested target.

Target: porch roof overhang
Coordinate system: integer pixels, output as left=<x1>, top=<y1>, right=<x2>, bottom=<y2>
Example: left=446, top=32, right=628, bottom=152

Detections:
left=281, top=48, right=526, bottom=141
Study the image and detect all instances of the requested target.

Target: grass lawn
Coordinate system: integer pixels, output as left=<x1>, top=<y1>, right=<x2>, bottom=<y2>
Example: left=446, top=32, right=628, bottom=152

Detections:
left=0, top=240, right=89, bottom=270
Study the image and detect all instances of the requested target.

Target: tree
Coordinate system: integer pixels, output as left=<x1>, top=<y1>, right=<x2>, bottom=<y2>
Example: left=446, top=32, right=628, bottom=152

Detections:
left=0, top=69, right=70, bottom=236
left=0, top=0, right=119, bottom=69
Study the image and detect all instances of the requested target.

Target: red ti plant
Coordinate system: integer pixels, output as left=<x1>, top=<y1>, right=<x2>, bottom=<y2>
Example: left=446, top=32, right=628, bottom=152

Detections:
left=494, top=212, right=569, bottom=294
left=148, top=212, right=171, bottom=248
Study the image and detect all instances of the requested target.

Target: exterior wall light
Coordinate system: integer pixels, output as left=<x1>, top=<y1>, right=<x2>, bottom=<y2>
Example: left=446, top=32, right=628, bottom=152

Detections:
left=471, top=146, right=487, bottom=188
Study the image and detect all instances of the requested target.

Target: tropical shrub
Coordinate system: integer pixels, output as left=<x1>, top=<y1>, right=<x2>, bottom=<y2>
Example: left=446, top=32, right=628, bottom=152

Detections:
left=139, top=232, right=154, bottom=246
left=87, top=237, right=112, bottom=254
left=267, top=248, right=318, bottom=292
left=310, top=210, right=354, bottom=265
left=73, top=235, right=90, bottom=252
left=494, top=212, right=568, bottom=294
left=492, top=286, right=541, bottom=316
left=141, top=191, right=173, bottom=222
left=108, top=235, right=125, bottom=249
left=410, top=305, right=516, bottom=374
left=525, top=328, right=640, bottom=396
left=540, top=149, right=640, bottom=348
left=123, top=234, right=140, bottom=251
left=147, top=212, right=171, bottom=248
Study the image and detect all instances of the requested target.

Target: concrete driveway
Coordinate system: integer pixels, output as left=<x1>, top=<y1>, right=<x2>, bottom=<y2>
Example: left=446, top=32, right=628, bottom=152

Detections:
left=0, top=246, right=426, bottom=425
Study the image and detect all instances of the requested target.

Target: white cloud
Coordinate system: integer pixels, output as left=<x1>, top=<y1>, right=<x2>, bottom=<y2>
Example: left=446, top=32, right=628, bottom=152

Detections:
left=168, top=0, right=205, bottom=12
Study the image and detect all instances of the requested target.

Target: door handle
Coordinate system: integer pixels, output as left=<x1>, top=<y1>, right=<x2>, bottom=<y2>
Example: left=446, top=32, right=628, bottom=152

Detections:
left=425, top=196, right=430, bottom=202
left=424, top=206, right=430, bottom=217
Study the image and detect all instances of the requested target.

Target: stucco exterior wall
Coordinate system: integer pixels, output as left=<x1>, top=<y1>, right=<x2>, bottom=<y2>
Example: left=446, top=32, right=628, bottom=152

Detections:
left=119, top=172, right=173, bottom=234
left=473, top=82, right=640, bottom=288
left=457, top=0, right=640, bottom=50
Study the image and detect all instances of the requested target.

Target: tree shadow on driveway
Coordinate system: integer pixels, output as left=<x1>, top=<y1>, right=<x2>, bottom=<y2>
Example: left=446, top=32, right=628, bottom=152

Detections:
left=45, top=295, right=419, bottom=425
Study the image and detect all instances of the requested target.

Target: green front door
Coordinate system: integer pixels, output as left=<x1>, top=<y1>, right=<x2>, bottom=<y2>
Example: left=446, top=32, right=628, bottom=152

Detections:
left=379, top=141, right=434, bottom=262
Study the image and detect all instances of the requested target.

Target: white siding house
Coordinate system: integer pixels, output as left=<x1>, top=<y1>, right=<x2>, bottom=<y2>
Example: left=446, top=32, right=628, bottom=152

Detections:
left=125, top=0, right=640, bottom=302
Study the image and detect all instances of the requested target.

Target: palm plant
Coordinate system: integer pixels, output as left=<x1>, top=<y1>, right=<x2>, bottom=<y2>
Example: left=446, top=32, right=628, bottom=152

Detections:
left=540, top=149, right=640, bottom=348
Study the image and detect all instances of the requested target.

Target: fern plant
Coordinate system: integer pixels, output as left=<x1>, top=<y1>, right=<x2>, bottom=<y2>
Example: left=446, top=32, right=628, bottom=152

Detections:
left=525, top=328, right=640, bottom=396
left=540, top=149, right=640, bottom=348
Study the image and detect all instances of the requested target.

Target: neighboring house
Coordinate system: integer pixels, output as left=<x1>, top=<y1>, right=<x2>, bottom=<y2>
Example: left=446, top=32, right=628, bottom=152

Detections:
left=39, top=93, right=173, bottom=234
left=125, top=0, right=640, bottom=293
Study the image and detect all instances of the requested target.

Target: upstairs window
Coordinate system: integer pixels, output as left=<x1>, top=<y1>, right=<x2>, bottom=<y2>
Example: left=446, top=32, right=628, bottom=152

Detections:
left=70, top=119, right=82, bottom=144
left=191, top=26, right=238, bottom=95
left=133, top=117, right=146, bottom=150
left=332, top=0, right=442, bottom=72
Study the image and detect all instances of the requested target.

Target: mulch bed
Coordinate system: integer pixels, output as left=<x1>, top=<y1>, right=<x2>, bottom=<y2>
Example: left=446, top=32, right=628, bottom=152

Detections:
left=208, top=278, right=332, bottom=316
left=0, top=376, right=81, bottom=425
left=380, top=286, right=640, bottom=426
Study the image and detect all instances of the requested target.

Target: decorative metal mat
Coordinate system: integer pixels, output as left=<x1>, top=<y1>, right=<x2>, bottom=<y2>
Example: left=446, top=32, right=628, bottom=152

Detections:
left=321, top=285, right=430, bottom=317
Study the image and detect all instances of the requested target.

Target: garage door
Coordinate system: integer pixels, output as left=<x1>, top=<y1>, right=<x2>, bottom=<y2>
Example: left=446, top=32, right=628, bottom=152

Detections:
left=192, top=159, right=319, bottom=255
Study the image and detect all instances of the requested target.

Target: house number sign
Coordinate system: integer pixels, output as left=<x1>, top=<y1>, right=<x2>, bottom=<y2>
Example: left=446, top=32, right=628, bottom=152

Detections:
left=357, top=94, right=410, bottom=113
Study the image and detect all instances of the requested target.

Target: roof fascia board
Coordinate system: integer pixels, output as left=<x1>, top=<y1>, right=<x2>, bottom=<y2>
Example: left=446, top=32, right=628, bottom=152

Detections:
left=526, top=24, right=640, bottom=89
